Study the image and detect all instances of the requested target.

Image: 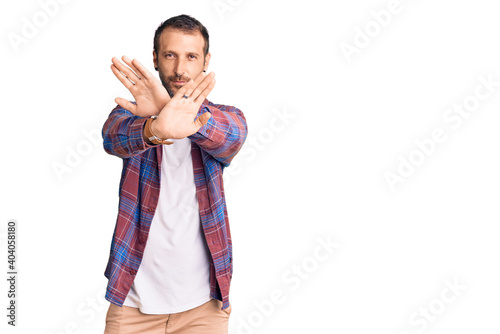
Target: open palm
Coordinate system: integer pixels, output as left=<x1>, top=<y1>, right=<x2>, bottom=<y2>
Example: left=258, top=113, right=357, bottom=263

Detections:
left=111, top=56, right=169, bottom=117
left=152, top=71, right=216, bottom=140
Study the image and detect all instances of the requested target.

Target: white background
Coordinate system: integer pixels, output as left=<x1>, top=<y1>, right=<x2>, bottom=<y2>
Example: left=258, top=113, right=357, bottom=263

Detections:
left=1, top=0, right=500, bottom=333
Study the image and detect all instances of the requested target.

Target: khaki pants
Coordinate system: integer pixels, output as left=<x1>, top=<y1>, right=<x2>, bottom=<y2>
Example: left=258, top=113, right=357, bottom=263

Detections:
left=104, top=298, right=231, bottom=334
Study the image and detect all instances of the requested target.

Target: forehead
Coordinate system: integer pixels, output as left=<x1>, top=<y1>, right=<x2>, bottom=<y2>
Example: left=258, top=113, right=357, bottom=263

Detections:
left=157, top=28, right=205, bottom=54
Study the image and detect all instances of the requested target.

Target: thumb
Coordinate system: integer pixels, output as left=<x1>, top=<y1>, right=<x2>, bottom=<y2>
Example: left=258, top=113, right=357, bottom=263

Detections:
left=193, top=111, right=212, bottom=129
left=115, top=98, right=137, bottom=114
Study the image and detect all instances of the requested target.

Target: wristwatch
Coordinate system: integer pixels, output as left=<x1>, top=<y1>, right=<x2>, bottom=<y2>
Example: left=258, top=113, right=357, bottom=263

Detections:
left=144, top=115, right=174, bottom=145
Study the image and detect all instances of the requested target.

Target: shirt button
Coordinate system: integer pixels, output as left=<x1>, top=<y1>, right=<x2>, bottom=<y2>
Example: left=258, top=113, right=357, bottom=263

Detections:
left=130, top=270, right=137, bottom=275
left=148, top=208, right=155, bottom=212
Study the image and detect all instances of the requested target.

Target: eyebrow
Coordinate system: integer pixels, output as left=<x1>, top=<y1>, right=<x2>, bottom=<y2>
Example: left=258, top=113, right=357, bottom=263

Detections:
left=163, top=50, right=201, bottom=57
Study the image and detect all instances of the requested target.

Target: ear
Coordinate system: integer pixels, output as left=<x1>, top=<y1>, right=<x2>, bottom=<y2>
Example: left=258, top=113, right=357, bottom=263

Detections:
left=153, top=50, right=158, bottom=71
left=203, top=52, right=211, bottom=72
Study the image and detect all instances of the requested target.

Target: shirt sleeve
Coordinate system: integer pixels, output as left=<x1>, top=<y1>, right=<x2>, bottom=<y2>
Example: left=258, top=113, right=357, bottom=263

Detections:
left=102, top=104, right=157, bottom=159
left=188, top=103, right=248, bottom=167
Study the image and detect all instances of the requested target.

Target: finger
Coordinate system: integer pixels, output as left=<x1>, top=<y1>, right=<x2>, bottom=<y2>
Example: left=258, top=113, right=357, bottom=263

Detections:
left=111, top=64, right=135, bottom=90
left=183, top=71, right=209, bottom=97
left=115, top=97, right=137, bottom=114
left=193, top=76, right=216, bottom=104
left=121, top=56, right=151, bottom=83
left=173, top=78, right=197, bottom=100
left=131, top=58, right=153, bottom=81
left=113, top=56, right=140, bottom=81
left=187, top=72, right=214, bottom=100
left=121, top=56, right=143, bottom=81
left=193, top=111, right=212, bottom=130
left=111, top=56, right=140, bottom=83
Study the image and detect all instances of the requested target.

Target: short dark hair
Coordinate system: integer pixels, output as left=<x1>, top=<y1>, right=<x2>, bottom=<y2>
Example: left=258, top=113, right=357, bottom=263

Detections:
left=153, top=14, right=210, bottom=57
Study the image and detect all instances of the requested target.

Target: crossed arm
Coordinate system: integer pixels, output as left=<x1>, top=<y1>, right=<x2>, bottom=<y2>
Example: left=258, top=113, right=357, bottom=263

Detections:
left=102, top=56, right=247, bottom=167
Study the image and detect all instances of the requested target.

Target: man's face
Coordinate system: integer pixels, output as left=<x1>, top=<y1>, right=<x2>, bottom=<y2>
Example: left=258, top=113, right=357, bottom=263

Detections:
left=153, top=28, right=210, bottom=97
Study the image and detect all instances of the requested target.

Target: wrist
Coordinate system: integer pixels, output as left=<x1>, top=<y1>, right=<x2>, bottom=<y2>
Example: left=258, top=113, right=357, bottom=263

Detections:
left=143, top=122, right=153, bottom=144
left=151, top=118, right=170, bottom=139
left=143, top=116, right=173, bottom=145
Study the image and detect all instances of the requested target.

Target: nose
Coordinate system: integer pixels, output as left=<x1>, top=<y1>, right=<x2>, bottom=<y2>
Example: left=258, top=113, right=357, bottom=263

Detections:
left=174, top=59, right=187, bottom=78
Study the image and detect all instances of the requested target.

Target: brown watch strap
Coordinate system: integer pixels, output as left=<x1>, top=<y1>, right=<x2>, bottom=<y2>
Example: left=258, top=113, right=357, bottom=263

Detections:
left=144, top=117, right=174, bottom=145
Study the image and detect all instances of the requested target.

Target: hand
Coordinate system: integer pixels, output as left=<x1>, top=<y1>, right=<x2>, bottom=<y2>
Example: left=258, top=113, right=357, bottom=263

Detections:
left=110, top=56, right=170, bottom=117
left=152, top=71, right=216, bottom=139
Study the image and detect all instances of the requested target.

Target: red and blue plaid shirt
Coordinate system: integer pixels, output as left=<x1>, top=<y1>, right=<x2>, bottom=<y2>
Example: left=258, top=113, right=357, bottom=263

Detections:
left=101, top=98, right=247, bottom=310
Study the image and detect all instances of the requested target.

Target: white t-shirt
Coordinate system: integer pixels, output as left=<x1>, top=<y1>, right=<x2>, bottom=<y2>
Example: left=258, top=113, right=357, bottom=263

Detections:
left=123, top=138, right=212, bottom=314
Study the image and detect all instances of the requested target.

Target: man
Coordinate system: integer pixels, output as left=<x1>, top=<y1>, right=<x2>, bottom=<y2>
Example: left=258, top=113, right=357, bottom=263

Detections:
left=101, top=14, right=247, bottom=333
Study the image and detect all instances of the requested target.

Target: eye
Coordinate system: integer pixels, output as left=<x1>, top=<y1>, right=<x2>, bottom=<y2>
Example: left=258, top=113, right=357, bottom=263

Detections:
left=188, top=55, right=197, bottom=60
left=165, top=53, right=174, bottom=59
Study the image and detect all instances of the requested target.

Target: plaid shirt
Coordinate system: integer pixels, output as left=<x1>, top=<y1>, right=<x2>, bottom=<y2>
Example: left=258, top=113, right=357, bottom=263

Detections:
left=101, top=98, right=247, bottom=310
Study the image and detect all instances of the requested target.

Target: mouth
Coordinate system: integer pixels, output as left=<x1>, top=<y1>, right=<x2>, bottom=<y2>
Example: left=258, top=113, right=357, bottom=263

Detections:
left=171, top=81, right=187, bottom=87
